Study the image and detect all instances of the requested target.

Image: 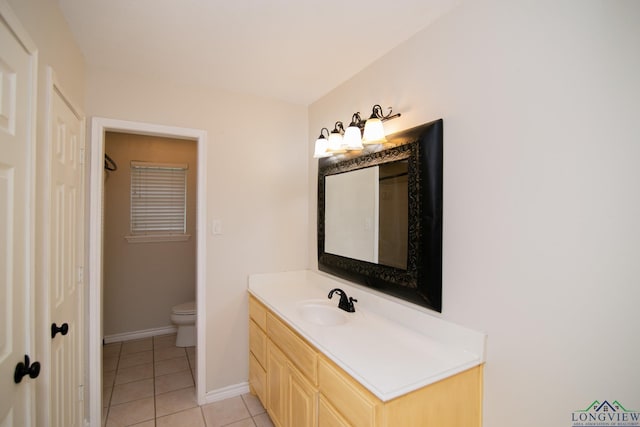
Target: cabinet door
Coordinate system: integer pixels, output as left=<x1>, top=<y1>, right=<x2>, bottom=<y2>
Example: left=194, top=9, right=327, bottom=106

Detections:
left=319, top=395, right=350, bottom=427
left=267, top=341, right=288, bottom=427
left=289, top=364, right=318, bottom=427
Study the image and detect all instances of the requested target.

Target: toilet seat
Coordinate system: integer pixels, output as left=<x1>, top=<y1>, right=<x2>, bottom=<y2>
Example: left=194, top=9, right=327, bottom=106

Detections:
left=172, top=301, right=195, bottom=315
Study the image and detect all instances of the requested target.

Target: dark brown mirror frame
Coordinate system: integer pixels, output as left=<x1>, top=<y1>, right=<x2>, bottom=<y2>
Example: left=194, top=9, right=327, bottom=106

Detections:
left=317, top=119, right=443, bottom=312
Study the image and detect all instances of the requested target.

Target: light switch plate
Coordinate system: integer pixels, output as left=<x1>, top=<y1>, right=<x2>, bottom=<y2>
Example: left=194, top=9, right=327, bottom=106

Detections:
left=211, top=220, right=222, bottom=235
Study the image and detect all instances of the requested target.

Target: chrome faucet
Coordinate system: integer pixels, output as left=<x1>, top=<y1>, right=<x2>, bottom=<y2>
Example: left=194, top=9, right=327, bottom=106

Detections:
left=328, top=288, right=357, bottom=313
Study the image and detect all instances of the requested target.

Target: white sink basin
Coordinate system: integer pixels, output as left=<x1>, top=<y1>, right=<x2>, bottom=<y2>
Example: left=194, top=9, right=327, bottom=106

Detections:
left=298, top=301, right=349, bottom=326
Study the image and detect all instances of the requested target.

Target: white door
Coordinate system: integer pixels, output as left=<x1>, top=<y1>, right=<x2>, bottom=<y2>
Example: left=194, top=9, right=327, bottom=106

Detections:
left=48, top=75, right=85, bottom=427
left=0, top=3, right=38, bottom=426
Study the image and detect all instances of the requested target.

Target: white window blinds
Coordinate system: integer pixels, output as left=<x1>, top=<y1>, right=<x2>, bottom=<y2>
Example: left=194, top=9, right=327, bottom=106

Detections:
left=130, top=161, right=188, bottom=234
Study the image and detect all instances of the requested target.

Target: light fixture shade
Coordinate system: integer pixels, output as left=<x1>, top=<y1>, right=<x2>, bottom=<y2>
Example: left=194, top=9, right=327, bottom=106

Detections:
left=327, top=122, right=346, bottom=153
left=363, top=117, right=387, bottom=144
left=328, top=131, right=345, bottom=153
left=313, top=137, right=331, bottom=158
left=343, top=125, right=363, bottom=150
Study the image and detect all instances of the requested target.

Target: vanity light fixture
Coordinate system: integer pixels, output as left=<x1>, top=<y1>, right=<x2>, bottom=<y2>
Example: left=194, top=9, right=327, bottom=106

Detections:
left=313, top=104, right=400, bottom=158
left=363, top=104, right=400, bottom=144
left=327, top=121, right=347, bottom=153
left=313, top=128, right=332, bottom=158
left=343, top=113, right=364, bottom=150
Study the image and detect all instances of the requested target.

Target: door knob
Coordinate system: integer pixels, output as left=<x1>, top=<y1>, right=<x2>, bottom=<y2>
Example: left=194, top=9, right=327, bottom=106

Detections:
left=14, top=354, right=41, bottom=383
left=51, top=322, right=69, bottom=339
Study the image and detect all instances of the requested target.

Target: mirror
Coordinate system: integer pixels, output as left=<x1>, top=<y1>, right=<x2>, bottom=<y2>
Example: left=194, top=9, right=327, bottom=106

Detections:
left=317, top=119, right=443, bottom=312
left=325, top=161, right=408, bottom=269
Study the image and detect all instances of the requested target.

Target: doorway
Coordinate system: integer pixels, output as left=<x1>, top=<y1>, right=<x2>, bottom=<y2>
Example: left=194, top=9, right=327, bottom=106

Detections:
left=102, top=132, right=196, bottom=341
left=88, top=118, right=207, bottom=425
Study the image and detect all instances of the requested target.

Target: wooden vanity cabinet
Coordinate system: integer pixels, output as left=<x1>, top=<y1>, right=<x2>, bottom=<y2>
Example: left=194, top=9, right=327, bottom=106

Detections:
left=250, top=296, right=319, bottom=427
left=249, top=295, right=483, bottom=427
left=318, top=354, right=483, bottom=427
left=265, top=339, right=319, bottom=427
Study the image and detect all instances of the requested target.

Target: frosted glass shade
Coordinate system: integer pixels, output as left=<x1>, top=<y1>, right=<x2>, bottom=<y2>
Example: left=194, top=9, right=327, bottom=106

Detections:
left=363, top=118, right=387, bottom=144
left=343, top=125, right=363, bottom=150
left=328, top=131, right=346, bottom=153
left=313, top=137, right=331, bottom=158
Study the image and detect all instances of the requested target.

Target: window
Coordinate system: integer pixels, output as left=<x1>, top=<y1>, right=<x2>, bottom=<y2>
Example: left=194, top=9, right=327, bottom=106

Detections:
left=126, top=161, right=190, bottom=243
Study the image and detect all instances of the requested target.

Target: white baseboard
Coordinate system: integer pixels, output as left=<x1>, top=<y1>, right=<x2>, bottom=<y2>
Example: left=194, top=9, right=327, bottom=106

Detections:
left=204, top=382, right=250, bottom=404
left=103, top=325, right=177, bottom=344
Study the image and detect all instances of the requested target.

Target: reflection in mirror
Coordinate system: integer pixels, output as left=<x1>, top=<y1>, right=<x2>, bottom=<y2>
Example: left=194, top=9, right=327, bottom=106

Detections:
left=318, top=119, right=443, bottom=312
left=378, top=161, right=408, bottom=269
left=324, top=162, right=408, bottom=269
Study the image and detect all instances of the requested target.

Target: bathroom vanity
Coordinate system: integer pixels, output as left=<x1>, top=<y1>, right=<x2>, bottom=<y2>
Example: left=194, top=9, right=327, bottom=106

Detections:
left=248, top=270, right=486, bottom=427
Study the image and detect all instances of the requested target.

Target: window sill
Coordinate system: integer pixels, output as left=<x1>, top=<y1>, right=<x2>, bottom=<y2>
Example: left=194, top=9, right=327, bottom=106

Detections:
left=125, top=234, right=191, bottom=243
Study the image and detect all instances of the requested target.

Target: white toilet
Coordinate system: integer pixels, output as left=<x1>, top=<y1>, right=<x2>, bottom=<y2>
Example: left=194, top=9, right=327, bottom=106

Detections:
left=171, top=301, right=196, bottom=347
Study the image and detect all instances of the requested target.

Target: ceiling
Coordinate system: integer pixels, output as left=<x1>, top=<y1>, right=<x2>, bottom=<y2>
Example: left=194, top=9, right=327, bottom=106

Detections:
left=58, top=0, right=456, bottom=105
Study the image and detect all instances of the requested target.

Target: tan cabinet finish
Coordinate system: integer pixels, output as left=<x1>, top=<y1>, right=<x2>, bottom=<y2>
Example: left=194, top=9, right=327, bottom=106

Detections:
left=319, top=395, right=350, bottom=427
left=249, top=320, right=267, bottom=366
left=249, top=295, right=483, bottom=427
left=266, top=341, right=288, bottom=427
left=288, top=363, right=318, bottom=427
left=250, top=296, right=268, bottom=330
left=267, top=312, right=318, bottom=384
left=318, top=357, right=382, bottom=427
left=319, top=355, right=483, bottom=427
left=248, top=298, right=268, bottom=407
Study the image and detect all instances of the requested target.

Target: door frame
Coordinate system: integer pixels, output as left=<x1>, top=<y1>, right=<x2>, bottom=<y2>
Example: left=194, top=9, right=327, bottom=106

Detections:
left=88, top=118, right=207, bottom=425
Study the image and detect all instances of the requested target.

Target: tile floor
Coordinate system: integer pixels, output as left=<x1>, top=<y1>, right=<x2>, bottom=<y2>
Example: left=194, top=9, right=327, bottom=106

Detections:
left=103, top=334, right=274, bottom=427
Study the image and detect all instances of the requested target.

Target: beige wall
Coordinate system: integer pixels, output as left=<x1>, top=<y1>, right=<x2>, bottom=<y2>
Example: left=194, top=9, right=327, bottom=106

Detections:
left=103, top=133, right=197, bottom=336
left=85, top=67, right=309, bottom=393
left=7, top=0, right=85, bottom=106
left=309, top=0, right=640, bottom=425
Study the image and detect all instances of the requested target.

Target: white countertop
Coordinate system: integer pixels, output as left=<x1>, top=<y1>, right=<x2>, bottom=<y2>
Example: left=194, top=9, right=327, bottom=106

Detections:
left=248, top=270, right=486, bottom=402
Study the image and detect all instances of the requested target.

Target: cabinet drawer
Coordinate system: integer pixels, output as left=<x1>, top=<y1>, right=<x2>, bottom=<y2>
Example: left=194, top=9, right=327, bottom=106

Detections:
left=319, top=395, right=350, bottom=427
left=249, top=319, right=266, bottom=368
left=267, top=312, right=318, bottom=385
left=249, top=295, right=267, bottom=331
left=318, top=357, right=381, bottom=427
left=249, top=353, right=266, bottom=407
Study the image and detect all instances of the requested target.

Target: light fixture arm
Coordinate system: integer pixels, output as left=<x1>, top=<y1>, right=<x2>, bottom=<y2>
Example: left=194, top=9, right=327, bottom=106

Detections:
left=318, top=127, right=330, bottom=139
left=349, top=112, right=364, bottom=129
left=369, top=104, right=401, bottom=122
